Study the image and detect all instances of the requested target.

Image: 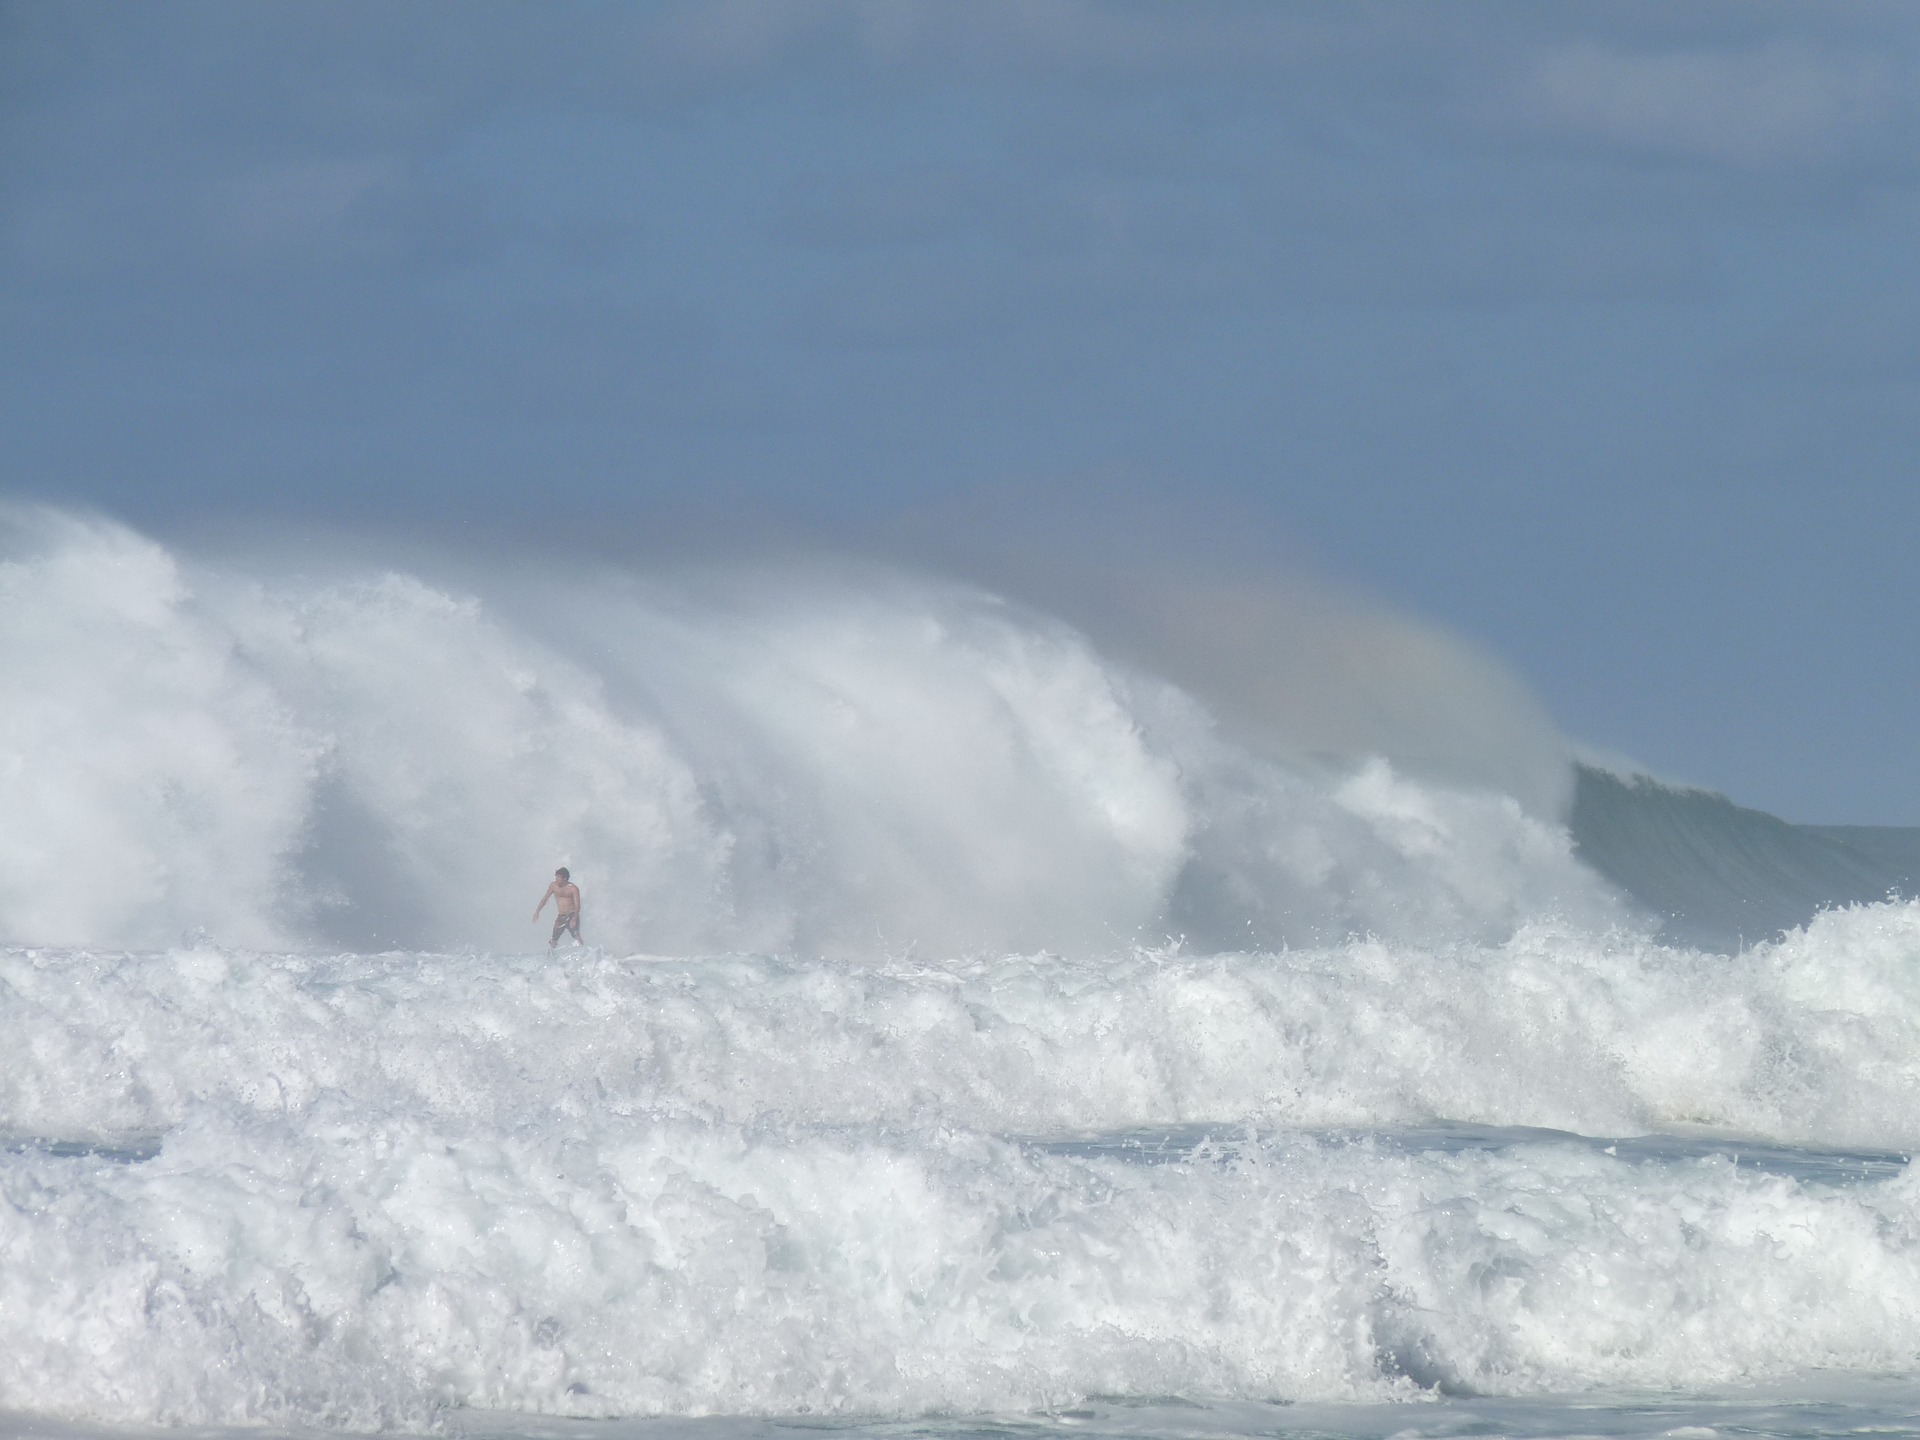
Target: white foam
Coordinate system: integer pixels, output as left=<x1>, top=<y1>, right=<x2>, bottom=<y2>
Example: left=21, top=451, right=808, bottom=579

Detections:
left=3, top=904, right=1920, bottom=1426
left=7, top=903, right=1920, bottom=1153
left=3, top=1083, right=1918, bottom=1428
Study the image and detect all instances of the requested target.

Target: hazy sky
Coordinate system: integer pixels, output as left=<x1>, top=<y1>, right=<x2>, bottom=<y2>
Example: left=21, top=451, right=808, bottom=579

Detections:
left=4, top=2, right=1918, bottom=821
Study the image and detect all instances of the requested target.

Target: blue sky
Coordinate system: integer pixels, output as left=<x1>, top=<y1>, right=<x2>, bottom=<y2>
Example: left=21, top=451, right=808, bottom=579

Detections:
left=4, top=1, right=1918, bottom=821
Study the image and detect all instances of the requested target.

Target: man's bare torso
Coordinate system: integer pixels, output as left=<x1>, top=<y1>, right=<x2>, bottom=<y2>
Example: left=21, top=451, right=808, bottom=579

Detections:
left=534, top=872, right=584, bottom=947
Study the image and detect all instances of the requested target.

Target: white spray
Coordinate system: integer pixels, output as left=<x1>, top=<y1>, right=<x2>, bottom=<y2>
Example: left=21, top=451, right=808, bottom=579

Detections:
left=0, top=507, right=1621, bottom=954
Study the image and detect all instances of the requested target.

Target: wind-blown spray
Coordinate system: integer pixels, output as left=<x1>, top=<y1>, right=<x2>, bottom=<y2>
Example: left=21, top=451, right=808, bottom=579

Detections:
left=0, top=507, right=1617, bottom=954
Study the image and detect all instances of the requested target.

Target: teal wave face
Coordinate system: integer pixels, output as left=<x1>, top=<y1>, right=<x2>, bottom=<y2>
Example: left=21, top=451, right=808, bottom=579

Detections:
left=1570, top=764, right=1920, bottom=951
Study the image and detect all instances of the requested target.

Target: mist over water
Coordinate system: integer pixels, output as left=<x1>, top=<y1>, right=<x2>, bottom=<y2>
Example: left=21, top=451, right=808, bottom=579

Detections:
left=6, top=505, right=1920, bottom=1437
left=0, top=505, right=1618, bottom=956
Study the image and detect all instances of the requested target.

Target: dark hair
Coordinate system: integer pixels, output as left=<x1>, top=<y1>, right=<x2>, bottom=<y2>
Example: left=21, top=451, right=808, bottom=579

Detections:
left=555, top=867, right=570, bottom=879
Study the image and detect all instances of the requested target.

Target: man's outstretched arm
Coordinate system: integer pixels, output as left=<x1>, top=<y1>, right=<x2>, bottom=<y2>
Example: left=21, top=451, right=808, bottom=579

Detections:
left=532, top=882, right=555, bottom=920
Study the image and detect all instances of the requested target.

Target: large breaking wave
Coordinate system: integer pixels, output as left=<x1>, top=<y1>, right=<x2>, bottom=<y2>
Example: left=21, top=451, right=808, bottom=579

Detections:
left=0, top=506, right=1619, bottom=956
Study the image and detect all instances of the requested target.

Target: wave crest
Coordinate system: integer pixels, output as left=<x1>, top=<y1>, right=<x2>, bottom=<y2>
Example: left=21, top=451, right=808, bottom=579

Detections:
left=0, top=508, right=1618, bottom=954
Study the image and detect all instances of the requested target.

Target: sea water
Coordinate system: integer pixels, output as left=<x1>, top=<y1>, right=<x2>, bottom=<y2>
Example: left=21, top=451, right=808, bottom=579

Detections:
left=4, top=508, right=1920, bottom=1438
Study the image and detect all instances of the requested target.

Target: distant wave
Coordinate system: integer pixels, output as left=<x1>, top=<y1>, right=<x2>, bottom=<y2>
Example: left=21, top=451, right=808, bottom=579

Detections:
left=1570, top=765, right=1920, bottom=951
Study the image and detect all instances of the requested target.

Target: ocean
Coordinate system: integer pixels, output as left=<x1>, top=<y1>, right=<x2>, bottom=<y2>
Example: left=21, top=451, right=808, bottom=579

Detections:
left=3, top=507, right=1919, bottom=1439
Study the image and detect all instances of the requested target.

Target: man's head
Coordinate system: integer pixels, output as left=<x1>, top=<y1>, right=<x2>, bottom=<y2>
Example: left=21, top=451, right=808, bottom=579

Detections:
left=555, top=867, right=570, bottom=880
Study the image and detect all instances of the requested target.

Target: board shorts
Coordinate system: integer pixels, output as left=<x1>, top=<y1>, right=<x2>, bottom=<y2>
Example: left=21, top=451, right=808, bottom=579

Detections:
left=551, top=910, right=581, bottom=943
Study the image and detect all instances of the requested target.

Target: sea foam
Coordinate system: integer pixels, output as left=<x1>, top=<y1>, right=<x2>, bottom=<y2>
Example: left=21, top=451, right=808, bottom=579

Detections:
left=4, top=907, right=1920, bottom=1427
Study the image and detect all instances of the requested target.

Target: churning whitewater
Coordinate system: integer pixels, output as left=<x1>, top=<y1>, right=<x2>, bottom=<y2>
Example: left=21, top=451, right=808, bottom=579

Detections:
left=3, top=507, right=1920, bottom=1434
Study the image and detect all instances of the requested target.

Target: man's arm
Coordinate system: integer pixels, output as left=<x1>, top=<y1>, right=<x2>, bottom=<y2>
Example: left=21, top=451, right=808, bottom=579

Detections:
left=533, top=881, right=555, bottom=920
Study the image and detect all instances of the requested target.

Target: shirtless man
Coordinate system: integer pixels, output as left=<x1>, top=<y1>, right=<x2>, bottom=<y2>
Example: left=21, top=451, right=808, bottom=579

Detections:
left=533, top=867, right=583, bottom=947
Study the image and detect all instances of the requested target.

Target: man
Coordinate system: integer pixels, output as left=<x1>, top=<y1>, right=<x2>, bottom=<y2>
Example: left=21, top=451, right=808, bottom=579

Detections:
left=533, top=866, right=583, bottom=947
